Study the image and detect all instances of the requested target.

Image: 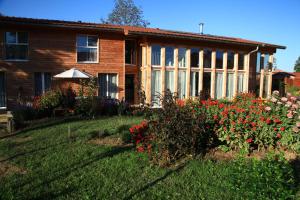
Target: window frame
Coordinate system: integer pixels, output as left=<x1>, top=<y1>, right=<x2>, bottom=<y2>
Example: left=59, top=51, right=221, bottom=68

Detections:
left=34, top=72, right=52, bottom=96
left=76, top=34, right=99, bottom=64
left=98, top=73, right=119, bottom=99
left=4, top=31, right=29, bottom=61
left=125, top=39, right=137, bottom=65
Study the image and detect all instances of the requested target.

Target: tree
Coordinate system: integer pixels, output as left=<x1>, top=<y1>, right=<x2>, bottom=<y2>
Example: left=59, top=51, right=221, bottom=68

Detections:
left=294, top=56, right=300, bottom=72
left=101, top=0, right=149, bottom=27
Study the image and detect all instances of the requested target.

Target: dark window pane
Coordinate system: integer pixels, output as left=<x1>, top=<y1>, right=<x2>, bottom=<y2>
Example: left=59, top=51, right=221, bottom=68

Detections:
left=0, top=72, right=6, bottom=107
left=227, top=51, right=234, bottom=69
left=125, top=40, right=136, bottom=64
left=5, top=32, right=16, bottom=43
left=191, top=48, right=199, bottom=67
left=77, top=47, right=97, bottom=62
left=204, top=49, right=212, bottom=68
left=18, top=32, right=28, bottom=43
left=99, top=74, right=107, bottom=97
left=44, top=73, right=51, bottom=91
left=5, top=44, right=28, bottom=60
left=88, top=36, right=98, bottom=47
left=77, top=36, right=87, bottom=47
left=34, top=72, right=42, bottom=96
left=238, top=53, right=245, bottom=70
left=151, top=45, right=161, bottom=65
left=216, top=50, right=223, bottom=69
left=203, top=72, right=211, bottom=99
left=178, top=48, right=186, bottom=67
left=165, top=47, right=174, bottom=66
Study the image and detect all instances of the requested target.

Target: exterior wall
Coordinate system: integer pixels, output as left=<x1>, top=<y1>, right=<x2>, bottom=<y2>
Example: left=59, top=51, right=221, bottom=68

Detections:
left=290, top=72, right=300, bottom=87
left=0, top=26, right=125, bottom=109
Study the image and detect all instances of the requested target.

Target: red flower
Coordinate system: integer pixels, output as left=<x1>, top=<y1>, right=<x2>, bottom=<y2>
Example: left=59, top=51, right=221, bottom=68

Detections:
left=274, top=128, right=278, bottom=131
left=218, top=103, right=225, bottom=109
left=266, top=118, right=272, bottom=125
left=260, top=117, right=265, bottom=122
left=137, top=146, right=144, bottom=152
left=276, top=133, right=282, bottom=139
left=213, top=115, right=218, bottom=120
left=250, top=122, right=256, bottom=127
left=274, top=119, right=282, bottom=124
left=280, top=127, right=285, bottom=131
left=246, top=138, right=253, bottom=143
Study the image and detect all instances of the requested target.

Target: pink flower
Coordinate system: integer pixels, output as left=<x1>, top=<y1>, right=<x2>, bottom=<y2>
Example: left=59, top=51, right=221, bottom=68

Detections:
left=292, top=104, right=299, bottom=109
left=293, top=126, right=299, bottom=133
left=291, top=96, right=297, bottom=102
left=265, top=106, right=271, bottom=111
left=287, top=112, right=293, bottom=119
left=281, top=97, right=288, bottom=102
left=296, top=122, right=300, bottom=127
left=272, top=90, right=279, bottom=96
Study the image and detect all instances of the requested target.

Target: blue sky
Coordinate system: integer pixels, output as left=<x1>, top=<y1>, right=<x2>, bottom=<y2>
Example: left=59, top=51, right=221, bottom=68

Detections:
left=0, top=0, right=299, bottom=71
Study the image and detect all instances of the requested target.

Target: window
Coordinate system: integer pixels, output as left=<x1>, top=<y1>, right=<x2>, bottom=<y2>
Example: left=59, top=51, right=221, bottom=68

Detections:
left=151, top=45, right=161, bottom=66
left=165, top=70, right=174, bottom=93
left=5, top=32, right=28, bottom=60
left=151, top=70, right=161, bottom=106
left=226, top=73, right=234, bottom=99
left=191, top=48, right=200, bottom=68
left=165, top=47, right=174, bottom=67
left=203, top=72, right=211, bottom=98
left=34, top=72, right=51, bottom=96
left=256, top=52, right=262, bottom=72
left=204, top=49, right=212, bottom=68
left=77, top=35, right=98, bottom=63
left=238, top=73, right=244, bottom=93
left=238, top=53, right=245, bottom=70
left=227, top=51, right=234, bottom=69
left=125, top=40, right=136, bottom=64
left=0, top=72, right=6, bottom=107
left=216, top=50, right=223, bottom=69
left=178, top=48, right=186, bottom=68
left=178, top=70, right=186, bottom=99
left=264, top=54, right=270, bottom=70
left=98, top=74, right=118, bottom=99
left=190, top=71, right=199, bottom=97
left=215, top=72, right=223, bottom=99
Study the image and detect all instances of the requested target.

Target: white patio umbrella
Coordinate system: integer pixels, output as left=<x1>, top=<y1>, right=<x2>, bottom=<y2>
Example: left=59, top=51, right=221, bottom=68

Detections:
left=53, top=68, right=92, bottom=79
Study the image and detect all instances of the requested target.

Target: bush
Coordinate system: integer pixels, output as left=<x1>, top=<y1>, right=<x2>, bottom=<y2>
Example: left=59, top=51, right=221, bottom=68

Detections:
left=12, top=105, right=37, bottom=129
left=62, top=86, right=76, bottom=109
left=37, top=90, right=64, bottom=116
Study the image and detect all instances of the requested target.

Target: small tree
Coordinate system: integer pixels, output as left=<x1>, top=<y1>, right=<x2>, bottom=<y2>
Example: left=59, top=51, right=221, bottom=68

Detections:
left=294, top=56, right=300, bottom=72
left=101, top=0, right=149, bottom=27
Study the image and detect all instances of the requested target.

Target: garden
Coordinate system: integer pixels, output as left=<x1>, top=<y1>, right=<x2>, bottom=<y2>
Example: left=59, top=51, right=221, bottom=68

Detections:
left=0, top=84, right=300, bottom=199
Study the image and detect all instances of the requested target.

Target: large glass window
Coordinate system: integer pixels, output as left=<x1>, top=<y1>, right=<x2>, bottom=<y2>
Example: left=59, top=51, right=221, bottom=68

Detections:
left=256, top=52, right=262, bottom=72
left=77, top=35, right=98, bottom=62
left=98, top=73, right=118, bottom=99
left=238, top=73, right=244, bottom=94
left=226, top=73, right=234, bottom=99
left=165, top=70, right=174, bottom=93
left=264, top=54, right=270, bottom=70
left=203, top=72, right=211, bottom=98
left=151, top=70, right=161, bottom=106
left=204, top=49, right=212, bottom=68
left=190, top=71, right=199, bottom=97
left=125, top=40, right=136, bottom=64
left=0, top=72, right=6, bottom=107
left=178, top=70, right=186, bottom=99
left=216, top=50, right=223, bottom=69
left=178, top=48, right=186, bottom=68
left=151, top=45, right=161, bottom=66
left=191, top=48, right=200, bottom=68
left=238, top=53, right=245, bottom=70
left=227, top=51, right=234, bottom=69
left=165, top=46, right=174, bottom=67
left=5, top=32, right=28, bottom=60
left=34, top=72, right=51, bottom=96
left=215, top=72, right=223, bottom=99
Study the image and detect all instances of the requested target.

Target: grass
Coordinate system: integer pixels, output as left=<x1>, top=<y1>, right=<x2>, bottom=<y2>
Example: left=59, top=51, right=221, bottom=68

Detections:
left=0, top=116, right=299, bottom=199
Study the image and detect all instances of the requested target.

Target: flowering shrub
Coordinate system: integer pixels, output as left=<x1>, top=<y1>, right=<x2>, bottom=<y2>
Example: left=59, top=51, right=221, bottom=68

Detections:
left=129, top=120, right=151, bottom=153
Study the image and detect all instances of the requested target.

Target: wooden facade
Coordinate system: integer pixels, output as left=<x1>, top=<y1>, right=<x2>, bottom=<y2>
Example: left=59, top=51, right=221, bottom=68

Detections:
left=0, top=16, right=285, bottom=110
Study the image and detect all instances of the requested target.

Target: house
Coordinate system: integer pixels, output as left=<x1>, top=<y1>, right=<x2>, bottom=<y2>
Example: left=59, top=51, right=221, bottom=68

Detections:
left=0, top=16, right=285, bottom=110
left=271, top=69, right=294, bottom=96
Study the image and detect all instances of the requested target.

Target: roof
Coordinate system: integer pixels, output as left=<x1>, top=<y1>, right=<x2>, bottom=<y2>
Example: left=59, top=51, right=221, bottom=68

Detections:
left=273, top=69, right=294, bottom=77
left=0, top=16, right=286, bottom=50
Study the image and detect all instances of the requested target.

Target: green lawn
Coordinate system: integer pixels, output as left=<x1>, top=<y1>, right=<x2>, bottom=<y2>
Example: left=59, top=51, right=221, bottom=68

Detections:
left=0, top=116, right=299, bottom=200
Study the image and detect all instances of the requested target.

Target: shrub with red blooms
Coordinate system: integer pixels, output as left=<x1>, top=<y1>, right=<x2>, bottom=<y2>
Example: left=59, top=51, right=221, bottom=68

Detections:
left=129, top=120, right=151, bottom=153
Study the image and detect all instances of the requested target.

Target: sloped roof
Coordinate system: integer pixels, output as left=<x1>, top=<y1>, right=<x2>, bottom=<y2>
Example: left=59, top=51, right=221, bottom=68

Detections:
left=0, top=16, right=286, bottom=49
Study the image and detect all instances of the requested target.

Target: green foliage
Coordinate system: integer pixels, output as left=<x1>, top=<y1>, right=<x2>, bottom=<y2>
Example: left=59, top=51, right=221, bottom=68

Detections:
left=101, top=0, right=150, bottom=27
left=294, top=56, right=300, bottom=72
left=38, top=90, right=64, bottom=113
left=286, top=84, right=300, bottom=96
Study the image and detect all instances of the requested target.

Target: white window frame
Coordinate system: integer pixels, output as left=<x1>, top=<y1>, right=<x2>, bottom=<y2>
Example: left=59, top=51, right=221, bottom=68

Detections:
left=98, top=73, right=119, bottom=99
left=76, top=34, right=99, bottom=63
left=5, top=31, right=29, bottom=61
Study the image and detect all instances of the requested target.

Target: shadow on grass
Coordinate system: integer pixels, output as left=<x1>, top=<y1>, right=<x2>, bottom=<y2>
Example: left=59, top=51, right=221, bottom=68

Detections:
left=16, top=145, right=133, bottom=195
left=123, top=163, right=187, bottom=200
left=30, top=186, right=77, bottom=200
left=290, top=157, right=300, bottom=196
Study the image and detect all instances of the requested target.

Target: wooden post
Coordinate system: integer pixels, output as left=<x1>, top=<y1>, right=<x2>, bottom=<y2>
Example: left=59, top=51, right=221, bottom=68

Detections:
left=186, top=48, right=191, bottom=98
left=233, top=53, right=238, bottom=97
left=174, top=48, right=179, bottom=96
left=259, top=69, right=265, bottom=98
left=161, top=47, right=166, bottom=95
left=267, top=54, right=274, bottom=98
left=141, top=45, right=147, bottom=90
left=211, top=50, right=216, bottom=99
left=199, top=49, right=204, bottom=95
left=222, top=52, right=228, bottom=98
left=146, top=45, right=152, bottom=103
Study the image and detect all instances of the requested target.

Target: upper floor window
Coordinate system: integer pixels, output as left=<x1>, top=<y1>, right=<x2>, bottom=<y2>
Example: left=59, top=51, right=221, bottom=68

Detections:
left=76, top=35, right=98, bottom=63
left=216, top=50, right=223, bottom=69
left=5, top=32, right=28, bottom=60
left=178, top=48, right=186, bottom=68
left=125, top=40, right=136, bottom=65
left=203, top=49, right=212, bottom=68
left=227, top=51, right=234, bottom=69
left=238, top=53, right=245, bottom=70
left=165, top=46, right=174, bottom=67
left=191, top=48, right=200, bottom=68
left=151, top=45, right=161, bottom=66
